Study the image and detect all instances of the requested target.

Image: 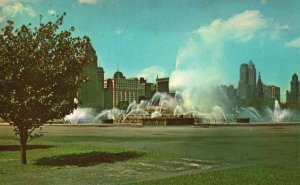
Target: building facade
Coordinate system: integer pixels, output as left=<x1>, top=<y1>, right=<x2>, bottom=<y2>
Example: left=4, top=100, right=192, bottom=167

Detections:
left=237, top=60, right=257, bottom=100
left=286, top=74, right=300, bottom=104
left=104, top=79, right=113, bottom=109
left=263, top=85, right=280, bottom=102
left=138, top=77, right=154, bottom=102
left=256, top=73, right=264, bottom=100
left=156, top=77, right=169, bottom=93
left=77, top=43, right=105, bottom=112
left=104, top=71, right=138, bottom=110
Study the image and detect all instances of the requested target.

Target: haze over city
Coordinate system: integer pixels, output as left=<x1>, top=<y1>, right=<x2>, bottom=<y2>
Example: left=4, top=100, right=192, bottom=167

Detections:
left=1, top=0, right=300, bottom=102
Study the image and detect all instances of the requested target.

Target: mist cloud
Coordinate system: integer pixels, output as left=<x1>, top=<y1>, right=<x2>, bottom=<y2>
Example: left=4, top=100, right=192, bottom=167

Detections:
left=170, top=10, right=268, bottom=111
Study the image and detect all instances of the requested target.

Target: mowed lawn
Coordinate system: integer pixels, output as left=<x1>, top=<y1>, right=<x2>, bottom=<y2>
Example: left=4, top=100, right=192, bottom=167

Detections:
left=0, top=125, right=299, bottom=185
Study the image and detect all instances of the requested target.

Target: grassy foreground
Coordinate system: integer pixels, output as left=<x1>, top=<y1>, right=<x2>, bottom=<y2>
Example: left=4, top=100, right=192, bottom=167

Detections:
left=0, top=125, right=299, bottom=185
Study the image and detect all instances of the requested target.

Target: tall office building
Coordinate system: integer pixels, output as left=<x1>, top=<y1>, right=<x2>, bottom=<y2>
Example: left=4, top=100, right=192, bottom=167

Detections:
left=156, top=77, right=170, bottom=93
left=238, top=63, right=249, bottom=99
left=237, top=60, right=257, bottom=100
left=104, top=79, right=113, bottom=109
left=256, top=73, right=264, bottom=99
left=286, top=74, right=300, bottom=104
left=77, top=43, right=105, bottom=112
left=138, top=77, right=154, bottom=102
left=248, top=61, right=256, bottom=98
left=248, top=61, right=256, bottom=86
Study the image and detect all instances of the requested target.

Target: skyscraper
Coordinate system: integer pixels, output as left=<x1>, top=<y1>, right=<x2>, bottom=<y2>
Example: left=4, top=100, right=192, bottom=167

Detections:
left=238, top=61, right=257, bottom=100
left=256, top=72, right=264, bottom=99
left=248, top=61, right=256, bottom=98
left=286, top=74, right=300, bottom=104
left=156, top=77, right=170, bottom=93
left=248, top=61, right=256, bottom=86
left=77, top=43, right=105, bottom=112
left=237, top=63, right=249, bottom=99
left=104, top=79, right=113, bottom=109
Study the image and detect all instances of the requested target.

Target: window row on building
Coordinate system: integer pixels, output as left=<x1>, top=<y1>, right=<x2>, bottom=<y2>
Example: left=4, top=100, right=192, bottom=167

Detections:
left=77, top=44, right=170, bottom=112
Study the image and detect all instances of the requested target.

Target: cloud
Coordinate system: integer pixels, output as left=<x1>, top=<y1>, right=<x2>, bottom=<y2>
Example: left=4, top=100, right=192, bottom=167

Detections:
left=2, top=2, right=24, bottom=17
left=170, top=10, right=269, bottom=110
left=48, top=9, right=56, bottom=16
left=271, top=23, right=290, bottom=40
left=79, top=0, right=98, bottom=4
left=260, top=0, right=267, bottom=5
left=1, top=1, right=36, bottom=17
left=115, top=26, right=123, bottom=35
left=286, top=37, right=300, bottom=48
left=196, top=10, right=267, bottom=44
left=137, top=66, right=167, bottom=83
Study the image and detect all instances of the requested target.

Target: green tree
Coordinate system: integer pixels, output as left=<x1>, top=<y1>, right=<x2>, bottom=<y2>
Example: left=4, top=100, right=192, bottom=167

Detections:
left=0, top=13, right=91, bottom=164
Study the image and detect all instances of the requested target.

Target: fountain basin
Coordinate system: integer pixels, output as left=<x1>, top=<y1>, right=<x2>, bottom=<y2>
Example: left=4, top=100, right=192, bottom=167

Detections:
left=237, top=118, right=250, bottom=123
left=142, top=117, right=194, bottom=126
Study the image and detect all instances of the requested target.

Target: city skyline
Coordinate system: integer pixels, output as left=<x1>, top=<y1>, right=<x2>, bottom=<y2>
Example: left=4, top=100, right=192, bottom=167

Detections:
left=1, top=0, right=300, bottom=101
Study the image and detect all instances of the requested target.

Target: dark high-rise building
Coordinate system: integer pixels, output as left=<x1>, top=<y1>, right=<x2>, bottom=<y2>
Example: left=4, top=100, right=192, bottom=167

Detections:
left=77, top=43, right=104, bottom=112
left=248, top=61, right=256, bottom=86
left=237, top=63, right=249, bottom=99
left=156, top=77, right=169, bottom=93
left=286, top=74, right=300, bottom=104
left=238, top=61, right=257, bottom=100
left=138, top=77, right=154, bottom=102
left=248, top=61, right=256, bottom=98
left=104, top=79, right=113, bottom=109
left=256, top=72, right=264, bottom=99
left=239, top=63, right=249, bottom=84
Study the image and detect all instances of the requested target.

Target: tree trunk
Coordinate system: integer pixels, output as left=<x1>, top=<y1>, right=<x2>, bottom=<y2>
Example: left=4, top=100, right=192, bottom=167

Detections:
left=19, top=126, right=28, bottom=164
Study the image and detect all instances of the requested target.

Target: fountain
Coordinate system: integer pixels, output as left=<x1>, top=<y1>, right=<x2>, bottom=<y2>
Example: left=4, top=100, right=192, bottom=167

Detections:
left=64, top=108, right=96, bottom=124
left=95, top=108, right=125, bottom=122
left=237, top=107, right=263, bottom=122
left=264, top=99, right=291, bottom=122
left=64, top=90, right=294, bottom=125
left=63, top=90, right=235, bottom=125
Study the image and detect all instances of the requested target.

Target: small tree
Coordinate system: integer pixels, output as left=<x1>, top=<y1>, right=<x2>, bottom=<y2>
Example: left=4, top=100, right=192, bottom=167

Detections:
left=0, top=13, right=91, bottom=164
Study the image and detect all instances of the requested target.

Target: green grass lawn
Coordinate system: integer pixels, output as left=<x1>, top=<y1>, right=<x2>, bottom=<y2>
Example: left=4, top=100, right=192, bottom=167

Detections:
left=0, top=125, right=299, bottom=185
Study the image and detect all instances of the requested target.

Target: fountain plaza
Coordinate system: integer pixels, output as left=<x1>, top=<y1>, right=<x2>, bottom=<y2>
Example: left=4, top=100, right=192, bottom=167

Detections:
left=63, top=92, right=300, bottom=126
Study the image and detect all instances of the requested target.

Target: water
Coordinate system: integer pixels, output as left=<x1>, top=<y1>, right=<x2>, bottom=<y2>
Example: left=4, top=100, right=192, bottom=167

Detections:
left=64, top=108, right=96, bottom=124
left=65, top=93, right=293, bottom=124
left=265, top=99, right=291, bottom=122
left=234, top=99, right=292, bottom=123
left=95, top=108, right=125, bottom=121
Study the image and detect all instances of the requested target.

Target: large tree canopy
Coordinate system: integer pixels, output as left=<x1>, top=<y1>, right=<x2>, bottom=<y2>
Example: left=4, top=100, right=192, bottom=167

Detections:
left=0, top=13, right=91, bottom=164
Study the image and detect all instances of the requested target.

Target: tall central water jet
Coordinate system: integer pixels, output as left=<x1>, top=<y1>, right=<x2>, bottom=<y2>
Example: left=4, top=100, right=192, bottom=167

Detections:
left=265, top=99, right=291, bottom=122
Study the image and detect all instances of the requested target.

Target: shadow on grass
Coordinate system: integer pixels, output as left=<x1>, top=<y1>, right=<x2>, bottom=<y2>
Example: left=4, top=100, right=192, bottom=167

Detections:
left=0, top=145, right=54, bottom=152
left=35, top=151, right=144, bottom=167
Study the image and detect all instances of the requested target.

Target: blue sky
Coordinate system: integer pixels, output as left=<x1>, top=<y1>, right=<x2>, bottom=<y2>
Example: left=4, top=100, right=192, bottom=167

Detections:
left=1, top=0, right=300, bottom=102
